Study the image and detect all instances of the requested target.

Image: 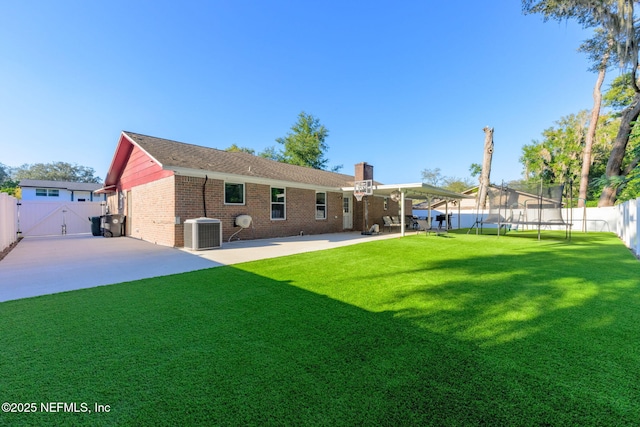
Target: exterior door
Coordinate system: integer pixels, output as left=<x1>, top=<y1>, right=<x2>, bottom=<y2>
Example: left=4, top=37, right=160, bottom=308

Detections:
left=342, top=194, right=353, bottom=229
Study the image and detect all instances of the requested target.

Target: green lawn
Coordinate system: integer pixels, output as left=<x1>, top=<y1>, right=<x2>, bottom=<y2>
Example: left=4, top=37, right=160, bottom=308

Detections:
left=1, top=231, right=639, bottom=426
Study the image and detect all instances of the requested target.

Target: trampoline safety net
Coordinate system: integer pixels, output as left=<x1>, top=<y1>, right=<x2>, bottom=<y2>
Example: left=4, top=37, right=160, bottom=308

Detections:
left=478, top=182, right=572, bottom=238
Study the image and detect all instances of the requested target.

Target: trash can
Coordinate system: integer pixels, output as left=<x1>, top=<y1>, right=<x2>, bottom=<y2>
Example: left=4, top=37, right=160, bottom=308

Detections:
left=89, top=216, right=102, bottom=236
left=103, top=214, right=125, bottom=237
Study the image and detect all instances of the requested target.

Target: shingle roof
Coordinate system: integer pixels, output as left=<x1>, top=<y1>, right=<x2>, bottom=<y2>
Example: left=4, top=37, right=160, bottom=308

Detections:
left=19, top=179, right=102, bottom=192
left=124, top=131, right=357, bottom=188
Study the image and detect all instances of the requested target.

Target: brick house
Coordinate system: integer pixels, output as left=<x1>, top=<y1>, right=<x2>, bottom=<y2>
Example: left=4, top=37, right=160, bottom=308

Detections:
left=98, top=131, right=423, bottom=247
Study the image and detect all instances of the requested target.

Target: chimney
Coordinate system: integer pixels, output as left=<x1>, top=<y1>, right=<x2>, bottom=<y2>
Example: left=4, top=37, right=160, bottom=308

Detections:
left=355, top=162, right=373, bottom=182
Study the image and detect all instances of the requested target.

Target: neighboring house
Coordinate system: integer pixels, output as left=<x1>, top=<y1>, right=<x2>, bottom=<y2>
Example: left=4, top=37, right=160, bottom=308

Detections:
left=413, top=187, right=479, bottom=214
left=413, top=185, right=564, bottom=213
left=98, top=131, right=423, bottom=247
left=19, top=179, right=106, bottom=202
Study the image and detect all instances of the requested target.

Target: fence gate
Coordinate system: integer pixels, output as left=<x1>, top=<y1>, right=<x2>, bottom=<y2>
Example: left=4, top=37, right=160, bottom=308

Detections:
left=19, top=201, right=104, bottom=237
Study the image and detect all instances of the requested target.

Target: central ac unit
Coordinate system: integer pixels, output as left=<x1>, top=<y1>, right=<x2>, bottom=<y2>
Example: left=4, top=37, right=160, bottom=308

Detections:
left=184, top=218, right=222, bottom=250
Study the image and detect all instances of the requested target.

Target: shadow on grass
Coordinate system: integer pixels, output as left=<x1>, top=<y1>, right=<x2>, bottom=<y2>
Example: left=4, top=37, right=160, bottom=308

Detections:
left=1, top=232, right=639, bottom=425
left=0, top=268, right=530, bottom=426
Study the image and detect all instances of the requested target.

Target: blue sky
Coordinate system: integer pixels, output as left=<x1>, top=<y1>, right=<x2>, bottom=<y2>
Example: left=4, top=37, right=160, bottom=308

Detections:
left=1, top=1, right=605, bottom=185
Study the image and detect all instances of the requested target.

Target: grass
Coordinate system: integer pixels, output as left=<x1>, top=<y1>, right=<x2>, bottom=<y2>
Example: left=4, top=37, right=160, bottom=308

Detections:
left=1, top=230, right=640, bottom=426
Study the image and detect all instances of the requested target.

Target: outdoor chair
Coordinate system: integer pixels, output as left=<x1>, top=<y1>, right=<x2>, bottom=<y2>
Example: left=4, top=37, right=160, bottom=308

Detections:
left=415, top=219, right=447, bottom=236
left=407, top=216, right=419, bottom=229
left=382, top=216, right=400, bottom=232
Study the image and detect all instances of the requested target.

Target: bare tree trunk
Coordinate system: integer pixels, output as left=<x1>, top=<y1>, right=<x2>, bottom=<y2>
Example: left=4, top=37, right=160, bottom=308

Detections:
left=598, top=92, right=640, bottom=206
left=578, top=64, right=607, bottom=208
left=478, top=127, right=494, bottom=209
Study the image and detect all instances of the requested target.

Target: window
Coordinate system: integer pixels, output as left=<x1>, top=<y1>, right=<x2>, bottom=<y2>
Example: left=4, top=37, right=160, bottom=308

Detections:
left=36, top=188, right=59, bottom=197
left=225, top=182, right=245, bottom=205
left=316, top=192, right=326, bottom=220
left=384, top=197, right=389, bottom=210
left=271, top=187, right=285, bottom=220
left=343, top=197, right=350, bottom=213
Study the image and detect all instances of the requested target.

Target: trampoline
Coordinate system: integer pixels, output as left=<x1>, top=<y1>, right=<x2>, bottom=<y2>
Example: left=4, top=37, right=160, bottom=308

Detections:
left=471, top=181, right=573, bottom=240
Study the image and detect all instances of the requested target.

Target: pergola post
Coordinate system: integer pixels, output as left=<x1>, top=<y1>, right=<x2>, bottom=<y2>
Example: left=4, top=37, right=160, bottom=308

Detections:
left=400, top=190, right=406, bottom=237
left=445, top=199, right=449, bottom=229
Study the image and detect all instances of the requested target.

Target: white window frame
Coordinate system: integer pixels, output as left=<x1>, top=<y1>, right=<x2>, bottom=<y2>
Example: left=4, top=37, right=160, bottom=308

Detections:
left=271, top=187, right=286, bottom=220
left=316, top=191, right=327, bottom=220
left=36, top=188, right=60, bottom=197
left=224, top=182, right=245, bottom=205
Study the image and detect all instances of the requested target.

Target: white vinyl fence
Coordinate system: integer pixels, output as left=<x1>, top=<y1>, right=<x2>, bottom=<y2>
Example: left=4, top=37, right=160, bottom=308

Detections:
left=414, top=206, right=616, bottom=232
left=615, top=198, right=640, bottom=256
left=415, top=200, right=640, bottom=255
left=18, top=201, right=103, bottom=237
left=0, top=192, right=18, bottom=252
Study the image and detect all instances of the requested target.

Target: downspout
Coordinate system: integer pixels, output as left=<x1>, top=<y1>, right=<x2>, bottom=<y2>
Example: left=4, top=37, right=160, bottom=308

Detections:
left=202, top=175, right=208, bottom=218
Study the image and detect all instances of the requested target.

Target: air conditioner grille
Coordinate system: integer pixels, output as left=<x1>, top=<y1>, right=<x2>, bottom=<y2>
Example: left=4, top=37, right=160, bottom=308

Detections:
left=184, top=218, right=222, bottom=250
left=198, top=222, right=221, bottom=248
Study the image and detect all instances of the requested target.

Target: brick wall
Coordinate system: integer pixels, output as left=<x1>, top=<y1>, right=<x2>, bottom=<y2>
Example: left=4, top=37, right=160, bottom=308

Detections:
left=354, top=162, right=374, bottom=181
left=173, top=176, right=345, bottom=246
left=352, top=195, right=412, bottom=232
left=107, top=175, right=413, bottom=246
left=104, top=176, right=177, bottom=246
left=129, top=176, right=177, bottom=246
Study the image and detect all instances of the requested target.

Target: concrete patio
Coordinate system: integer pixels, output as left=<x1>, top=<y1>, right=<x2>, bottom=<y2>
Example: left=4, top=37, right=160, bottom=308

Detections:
left=0, top=231, right=403, bottom=302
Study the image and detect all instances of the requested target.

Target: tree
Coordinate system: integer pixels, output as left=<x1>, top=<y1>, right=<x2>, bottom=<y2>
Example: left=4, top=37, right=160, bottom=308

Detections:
left=225, top=144, right=255, bottom=155
left=420, top=167, right=474, bottom=192
left=602, top=72, right=636, bottom=109
left=591, top=72, right=640, bottom=202
left=519, top=112, right=588, bottom=185
left=257, top=146, right=283, bottom=161
left=441, top=176, right=475, bottom=193
left=477, top=127, right=494, bottom=209
left=578, top=29, right=613, bottom=207
left=14, top=162, right=101, bottom=183
left=421, top=167, right=443, bottom=186
left=0, top=163, right=10, bottom=184
left=0, top=163, right=18, bottom=196
left=469, top=163, right=482, bottom=180
left=523, top=0, right=640, bottom=206
left=275, top=111, right=342, bottom=171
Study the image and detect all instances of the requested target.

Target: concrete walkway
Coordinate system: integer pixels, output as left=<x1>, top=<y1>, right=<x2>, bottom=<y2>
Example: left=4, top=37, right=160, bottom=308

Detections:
left=0, top=232, right=403, bottom=302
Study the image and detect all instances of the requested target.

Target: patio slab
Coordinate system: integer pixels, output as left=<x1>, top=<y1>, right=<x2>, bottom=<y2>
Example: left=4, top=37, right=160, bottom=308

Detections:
left=0, top=231, right=404, bottom=302
left=181, top=231, right=402, bottom=264
left=0, top=235, right=219, bottom=302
